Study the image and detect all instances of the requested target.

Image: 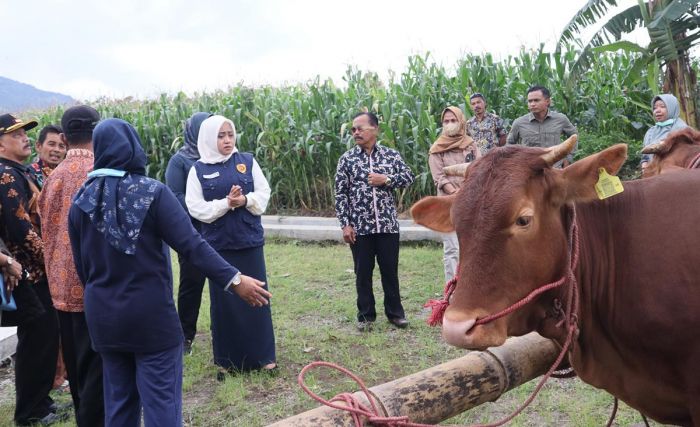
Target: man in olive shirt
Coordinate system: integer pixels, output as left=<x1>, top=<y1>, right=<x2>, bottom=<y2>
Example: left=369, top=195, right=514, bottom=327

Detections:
left=507, top=85, right=577, bottom=166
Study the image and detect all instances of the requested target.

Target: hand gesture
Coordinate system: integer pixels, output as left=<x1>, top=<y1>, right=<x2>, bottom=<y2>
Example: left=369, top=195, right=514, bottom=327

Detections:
left=233, top=275, right=272, bottom=307
left=368, top=173, right=388, bottom=187
left=227, top=185, right=246, bottom=208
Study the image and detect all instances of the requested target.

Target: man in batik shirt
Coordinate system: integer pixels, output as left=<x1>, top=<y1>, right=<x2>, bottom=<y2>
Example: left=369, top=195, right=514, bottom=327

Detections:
left=38, top=106, right=104, bottom=426
left=466, top=93, right=507, bottom=154
left=29, top=124, right=67, bottom=188
left=0, top=113, right=60, bottom=426
left=335, top=112, right=414, bottom=331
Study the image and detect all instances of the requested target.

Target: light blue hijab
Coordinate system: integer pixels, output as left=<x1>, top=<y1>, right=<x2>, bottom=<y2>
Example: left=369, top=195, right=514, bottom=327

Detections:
left=641, top=94, right=689, bottom=163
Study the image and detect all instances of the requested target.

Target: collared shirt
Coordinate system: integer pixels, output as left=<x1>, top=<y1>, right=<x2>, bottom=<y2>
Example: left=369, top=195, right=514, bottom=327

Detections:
left=37, top=149, right=93, bottom=312
left=334, top=143, right=414, bottom=235
left=466, top=112, right=507, bottom=154
left=0, top=158, right=44, bottom=284
left=506, top=110, right=578, bottom=162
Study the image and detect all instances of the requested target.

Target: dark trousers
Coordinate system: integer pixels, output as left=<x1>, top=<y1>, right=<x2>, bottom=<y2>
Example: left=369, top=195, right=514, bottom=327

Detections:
left=14, top=280, right=59, bottom=424
left=101, top=344, right=183, bottom=427
left=350, top=233, right=406, bottom=322
left=176, top=253, right=206, bottom=342
left=57, top=310, right=104, bottom=427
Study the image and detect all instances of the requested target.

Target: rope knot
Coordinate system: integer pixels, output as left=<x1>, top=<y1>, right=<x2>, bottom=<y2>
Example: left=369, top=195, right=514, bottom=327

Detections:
left=424, top=276, right=457, bottom=326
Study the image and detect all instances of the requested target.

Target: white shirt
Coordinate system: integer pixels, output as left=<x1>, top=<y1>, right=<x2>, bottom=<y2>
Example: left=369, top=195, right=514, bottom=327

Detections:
left=185, top=156, right=271, bottom=223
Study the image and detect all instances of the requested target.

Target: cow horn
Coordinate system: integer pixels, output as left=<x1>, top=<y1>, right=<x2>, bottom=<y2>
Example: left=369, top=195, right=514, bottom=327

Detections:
left=640, top=140, right=666, bottom=154
left=541, top=134, right=578, bottom=166
left=443, top=163, right=470, bottom=176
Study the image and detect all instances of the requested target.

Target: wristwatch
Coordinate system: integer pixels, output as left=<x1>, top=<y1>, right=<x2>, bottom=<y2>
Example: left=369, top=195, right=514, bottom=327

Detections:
left=385, top=176, right=392, bottom=186
left=231, top=272, right=242, bottom=287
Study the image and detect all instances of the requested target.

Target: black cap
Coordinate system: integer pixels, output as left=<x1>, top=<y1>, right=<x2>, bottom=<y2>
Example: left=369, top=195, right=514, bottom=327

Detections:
left=61, top=105, right=100, bottom=139
left=0, top=114, right=38, bottom=135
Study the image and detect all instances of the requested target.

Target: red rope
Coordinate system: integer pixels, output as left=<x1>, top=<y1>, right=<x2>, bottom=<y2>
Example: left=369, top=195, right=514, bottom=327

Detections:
left=297, top=207, right=581, bottom=426
left=686, top=151, right=700, bottom=169
left=424, top=277, right=457, bottom=326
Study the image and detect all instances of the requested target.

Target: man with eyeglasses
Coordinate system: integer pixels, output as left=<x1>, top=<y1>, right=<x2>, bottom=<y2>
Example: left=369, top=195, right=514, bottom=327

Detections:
left=507, top=85, right=577, bottom=167
left=334, top=112, right=415, bottom=332
left=466, top=93, right=507, bottom=154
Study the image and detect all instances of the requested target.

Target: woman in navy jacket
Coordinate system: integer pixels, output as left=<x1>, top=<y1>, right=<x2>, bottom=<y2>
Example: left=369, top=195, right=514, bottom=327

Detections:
left=186, top=115, right=276, bottom=374
left=68, top=118, right=271, bottom=426
left=165, top=111, right=212, bottom=354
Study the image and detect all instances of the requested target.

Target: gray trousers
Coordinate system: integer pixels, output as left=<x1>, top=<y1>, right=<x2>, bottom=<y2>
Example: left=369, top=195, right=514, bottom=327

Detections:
left=442, top=232, right=459, bottom=282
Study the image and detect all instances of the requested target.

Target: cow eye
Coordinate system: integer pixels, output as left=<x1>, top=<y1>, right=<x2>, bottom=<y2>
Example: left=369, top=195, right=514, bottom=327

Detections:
left=515, top=216, right=532, bottom=227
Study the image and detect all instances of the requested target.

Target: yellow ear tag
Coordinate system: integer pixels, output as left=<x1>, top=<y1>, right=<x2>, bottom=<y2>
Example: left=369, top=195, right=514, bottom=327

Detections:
left=595, top=168, right=624, bottom=200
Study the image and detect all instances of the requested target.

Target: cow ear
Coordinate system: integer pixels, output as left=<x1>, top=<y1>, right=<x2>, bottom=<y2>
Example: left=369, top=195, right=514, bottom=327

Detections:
left=556, top=144, right=628, bottom=203
left=411, top=195, right=455, bottom=233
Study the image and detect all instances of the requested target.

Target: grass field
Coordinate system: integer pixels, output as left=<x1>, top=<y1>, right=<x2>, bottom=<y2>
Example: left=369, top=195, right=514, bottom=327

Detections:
left=0, top=240, right=656, bottom=426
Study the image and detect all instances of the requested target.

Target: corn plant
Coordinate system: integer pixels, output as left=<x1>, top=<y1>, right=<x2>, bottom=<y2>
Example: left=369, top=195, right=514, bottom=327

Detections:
left=30, top=47, right=662, bottom=213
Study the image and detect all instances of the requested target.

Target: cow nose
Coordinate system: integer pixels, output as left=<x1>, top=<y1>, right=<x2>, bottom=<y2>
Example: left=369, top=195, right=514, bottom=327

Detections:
left=442, top=317, right=476, bottom=348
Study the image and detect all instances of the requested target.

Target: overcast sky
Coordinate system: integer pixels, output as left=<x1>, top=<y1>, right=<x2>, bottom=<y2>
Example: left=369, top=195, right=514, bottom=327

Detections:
left=1, top=0, right=641, bottom=101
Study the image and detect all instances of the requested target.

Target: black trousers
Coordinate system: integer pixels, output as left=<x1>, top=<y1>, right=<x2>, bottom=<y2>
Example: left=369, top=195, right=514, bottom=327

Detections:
left=14, top=280, right=59, bottom=424
left=350, top=233, right=406, bottom=322
left=57, top=310, right=104, bottom=427
left=176, top=252, right=207, bottom=342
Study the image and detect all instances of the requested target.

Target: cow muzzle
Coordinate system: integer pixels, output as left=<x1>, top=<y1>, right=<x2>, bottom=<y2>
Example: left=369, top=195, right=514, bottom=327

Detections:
left=442, top=311, right=507, bottom=350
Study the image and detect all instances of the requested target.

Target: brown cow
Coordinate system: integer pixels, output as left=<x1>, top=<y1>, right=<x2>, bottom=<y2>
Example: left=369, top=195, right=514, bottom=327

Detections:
left=412, top=136, right=700, bottom=426
left=642, top=127, right=700, bottom=177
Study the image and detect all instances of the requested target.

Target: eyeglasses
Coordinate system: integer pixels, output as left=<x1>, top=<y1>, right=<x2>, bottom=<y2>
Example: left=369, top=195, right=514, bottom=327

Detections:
left=350, top=126, right=375, bottom=134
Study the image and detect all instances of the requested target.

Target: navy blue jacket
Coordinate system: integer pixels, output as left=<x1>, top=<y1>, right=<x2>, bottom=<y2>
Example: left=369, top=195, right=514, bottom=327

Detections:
left=165, top=152, right=201, bottom=229
left=69, top=183, right=238, bottom=353
left=193, top=152, right=264, bottom=251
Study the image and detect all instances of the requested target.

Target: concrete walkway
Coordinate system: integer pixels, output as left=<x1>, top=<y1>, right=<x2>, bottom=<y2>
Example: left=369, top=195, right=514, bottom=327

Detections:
left=262, top=215, right=441, bottom=242
left=0, top=215, right=442, bottom=360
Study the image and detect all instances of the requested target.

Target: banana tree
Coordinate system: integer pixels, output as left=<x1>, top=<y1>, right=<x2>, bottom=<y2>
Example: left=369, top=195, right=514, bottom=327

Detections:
left=558, top=0, right=700, bottom=127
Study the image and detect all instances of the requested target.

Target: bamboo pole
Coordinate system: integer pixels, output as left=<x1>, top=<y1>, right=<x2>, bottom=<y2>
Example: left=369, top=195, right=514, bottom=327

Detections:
left=269, top=332, right=560, bottom=426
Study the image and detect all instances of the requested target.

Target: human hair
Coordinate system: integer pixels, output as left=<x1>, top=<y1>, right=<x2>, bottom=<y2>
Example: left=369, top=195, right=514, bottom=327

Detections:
left=65, top=132, right=93, bottom=146
left=352, top=112, right=379, bottom=127
left=37, top=124, right=63, bottom=145
left=527, top=85, right=550, bottom=99
left=470, top=93, right=486, bottom=102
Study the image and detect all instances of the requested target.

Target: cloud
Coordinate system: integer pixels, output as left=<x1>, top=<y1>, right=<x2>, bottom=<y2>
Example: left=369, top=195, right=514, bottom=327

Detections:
left=1, top=0, right=644, bottom=100
left=54, top=79, right=123, bottom=101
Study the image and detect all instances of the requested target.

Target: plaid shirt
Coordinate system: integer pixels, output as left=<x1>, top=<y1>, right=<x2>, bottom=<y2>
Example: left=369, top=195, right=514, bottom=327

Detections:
left=334, top=144, right=414, bottom=235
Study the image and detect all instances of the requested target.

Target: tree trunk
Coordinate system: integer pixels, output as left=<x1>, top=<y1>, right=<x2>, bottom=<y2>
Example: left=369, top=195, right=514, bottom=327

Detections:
left=662, top=45, right=699, bottom=128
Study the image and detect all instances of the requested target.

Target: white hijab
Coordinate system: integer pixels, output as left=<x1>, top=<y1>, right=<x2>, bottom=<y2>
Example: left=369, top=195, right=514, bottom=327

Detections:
left=197, top=115, right=237, bottom=164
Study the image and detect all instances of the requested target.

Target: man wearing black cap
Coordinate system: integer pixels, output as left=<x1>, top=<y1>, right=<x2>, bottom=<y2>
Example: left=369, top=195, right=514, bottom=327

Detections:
left=0, top=113, right=61, bottom=425
left=38, top=106, right=104, bottom=426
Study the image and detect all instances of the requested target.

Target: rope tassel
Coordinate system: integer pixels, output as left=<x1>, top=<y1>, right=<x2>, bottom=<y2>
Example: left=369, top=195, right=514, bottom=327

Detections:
left=424, top=276, right=457, bottom=326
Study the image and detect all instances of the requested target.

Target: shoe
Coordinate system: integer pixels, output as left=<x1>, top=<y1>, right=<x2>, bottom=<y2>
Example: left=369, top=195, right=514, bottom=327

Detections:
left=357, top=320, right=374, bottom=332
left=18, top=411, right=69, bottom=426
left=183, top=339, right=193, bottom=356
left=389, top=317, right=409, bottom=329
left=261, top=364, right=279, bottom=377
left=49, top=401, right=72, bottom=414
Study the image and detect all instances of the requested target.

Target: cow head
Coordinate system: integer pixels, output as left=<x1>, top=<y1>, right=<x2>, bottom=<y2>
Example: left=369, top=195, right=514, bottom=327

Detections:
left=412, top=136, right=627, bottom=350
left=641, top=127, right=700, bottom=177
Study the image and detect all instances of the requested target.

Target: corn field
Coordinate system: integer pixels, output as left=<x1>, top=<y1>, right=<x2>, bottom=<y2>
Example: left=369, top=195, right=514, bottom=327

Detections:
left=32, top=47, right=665, bottom=213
